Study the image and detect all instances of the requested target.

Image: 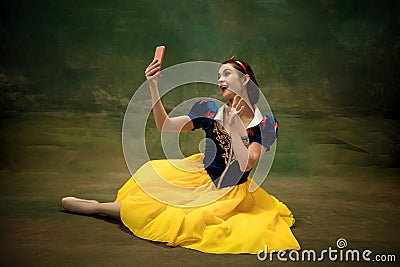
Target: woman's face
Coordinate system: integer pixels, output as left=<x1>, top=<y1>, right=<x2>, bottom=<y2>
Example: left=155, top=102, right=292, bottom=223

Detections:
left=217, top=63, right=248, bottom=101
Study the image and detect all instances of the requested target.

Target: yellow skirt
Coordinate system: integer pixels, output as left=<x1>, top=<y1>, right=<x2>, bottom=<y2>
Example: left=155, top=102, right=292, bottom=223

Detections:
left=115, top=153, right=300, bottom=254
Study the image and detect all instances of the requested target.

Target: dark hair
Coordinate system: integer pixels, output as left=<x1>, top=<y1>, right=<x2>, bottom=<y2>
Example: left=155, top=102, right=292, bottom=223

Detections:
left=222, top=58, right=260, bottom=106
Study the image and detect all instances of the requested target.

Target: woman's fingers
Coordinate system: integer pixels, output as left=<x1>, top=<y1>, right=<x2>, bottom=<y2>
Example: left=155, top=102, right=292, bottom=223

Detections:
left=232, top=96, right=245, bottom=114
left=232, top=95, right=241, bottom=108
left=146, top=59, right=158, bottom=69
left=145, top=60, right=160, bottom=73
left=146, top=66, right=160, bottom=77
left=236, top=103, right=244, bottom=114
left=145, top=60, right=161, bottom=79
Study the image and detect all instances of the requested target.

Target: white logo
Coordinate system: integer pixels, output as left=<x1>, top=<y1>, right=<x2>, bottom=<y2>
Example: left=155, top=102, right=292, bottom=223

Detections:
left=336, top=238, right=347, bottom=249
left=257, top=238, right=396, bottom=263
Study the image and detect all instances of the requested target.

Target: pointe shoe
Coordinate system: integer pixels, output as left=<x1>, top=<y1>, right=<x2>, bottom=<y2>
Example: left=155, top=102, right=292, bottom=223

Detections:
left=61, top=197, right=99, bottom=215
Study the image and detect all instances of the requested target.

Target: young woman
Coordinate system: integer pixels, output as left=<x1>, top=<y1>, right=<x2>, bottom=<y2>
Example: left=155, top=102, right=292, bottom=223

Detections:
left=62, top=56, right=300, bottom=254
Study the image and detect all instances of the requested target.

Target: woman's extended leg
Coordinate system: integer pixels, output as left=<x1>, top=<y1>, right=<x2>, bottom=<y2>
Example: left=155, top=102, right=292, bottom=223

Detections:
left=96, top=202, right=120, bottom=220
left=61, top=197, right=121, bottom=220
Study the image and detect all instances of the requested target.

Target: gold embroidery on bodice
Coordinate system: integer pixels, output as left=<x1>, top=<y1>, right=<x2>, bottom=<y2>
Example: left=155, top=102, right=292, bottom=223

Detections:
left=212, top=121, right=231, bottom=165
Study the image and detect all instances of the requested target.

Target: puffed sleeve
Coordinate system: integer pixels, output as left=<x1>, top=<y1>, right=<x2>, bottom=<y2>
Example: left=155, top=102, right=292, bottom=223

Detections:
left=253, top=114, right=279, bottom=150
left=188, top=100, right=218, bottom=130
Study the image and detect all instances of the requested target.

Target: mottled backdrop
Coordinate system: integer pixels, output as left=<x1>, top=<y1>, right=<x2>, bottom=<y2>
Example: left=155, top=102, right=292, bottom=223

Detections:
left=1, top=0, right=399, bottom=115
left=0, top=1, right=399, bottom=266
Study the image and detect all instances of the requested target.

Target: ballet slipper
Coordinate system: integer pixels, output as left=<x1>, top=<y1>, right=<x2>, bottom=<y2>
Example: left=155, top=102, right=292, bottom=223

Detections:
left=61, top=197, right=99, bottom=215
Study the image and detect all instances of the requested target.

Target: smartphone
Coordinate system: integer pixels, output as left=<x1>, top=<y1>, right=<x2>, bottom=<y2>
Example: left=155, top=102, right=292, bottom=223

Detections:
left=153, top=46, right=165, bottom=67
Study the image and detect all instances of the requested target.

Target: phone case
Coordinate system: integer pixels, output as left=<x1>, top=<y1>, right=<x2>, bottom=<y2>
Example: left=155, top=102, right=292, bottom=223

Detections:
left=154, top=46, right=165, bottom=67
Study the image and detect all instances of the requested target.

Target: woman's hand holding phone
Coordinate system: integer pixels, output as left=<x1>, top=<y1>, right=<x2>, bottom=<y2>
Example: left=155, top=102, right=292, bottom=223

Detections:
left=145, top=46, right=165, bottom=89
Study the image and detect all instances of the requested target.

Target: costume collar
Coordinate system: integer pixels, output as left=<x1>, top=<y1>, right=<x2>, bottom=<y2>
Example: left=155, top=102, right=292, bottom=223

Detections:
left=214, top=104, right=263, bottom=129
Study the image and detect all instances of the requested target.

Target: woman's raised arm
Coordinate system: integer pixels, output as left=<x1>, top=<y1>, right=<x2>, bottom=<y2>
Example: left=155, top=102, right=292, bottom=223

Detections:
left=145, top=59, right=194, bottom=132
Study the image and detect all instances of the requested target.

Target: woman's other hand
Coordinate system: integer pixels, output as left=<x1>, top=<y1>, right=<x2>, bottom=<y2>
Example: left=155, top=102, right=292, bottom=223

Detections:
left=224, top=95, right=246, bottom=134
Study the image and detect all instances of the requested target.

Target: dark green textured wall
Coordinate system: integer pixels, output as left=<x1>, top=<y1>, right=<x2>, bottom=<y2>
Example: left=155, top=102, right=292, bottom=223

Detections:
left=1, top=0, right=399, bottom=116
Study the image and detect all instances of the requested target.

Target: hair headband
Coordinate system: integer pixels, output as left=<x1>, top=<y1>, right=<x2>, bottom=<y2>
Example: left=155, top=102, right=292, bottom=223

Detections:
left=230, top=56, right=248, bottom=75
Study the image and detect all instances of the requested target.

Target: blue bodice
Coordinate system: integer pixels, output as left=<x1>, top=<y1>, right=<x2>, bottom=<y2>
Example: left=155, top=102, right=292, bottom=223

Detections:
left=188, top=100, right=278, bottom=188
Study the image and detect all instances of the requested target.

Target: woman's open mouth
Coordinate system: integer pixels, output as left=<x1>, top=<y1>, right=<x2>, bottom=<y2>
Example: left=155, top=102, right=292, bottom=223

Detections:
left=219, top=85, right=228, bottom=92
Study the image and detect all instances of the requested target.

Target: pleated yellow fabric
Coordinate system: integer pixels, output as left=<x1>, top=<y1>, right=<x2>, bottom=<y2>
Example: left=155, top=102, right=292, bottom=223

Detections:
left=115, top=153, right=300, bottom=254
